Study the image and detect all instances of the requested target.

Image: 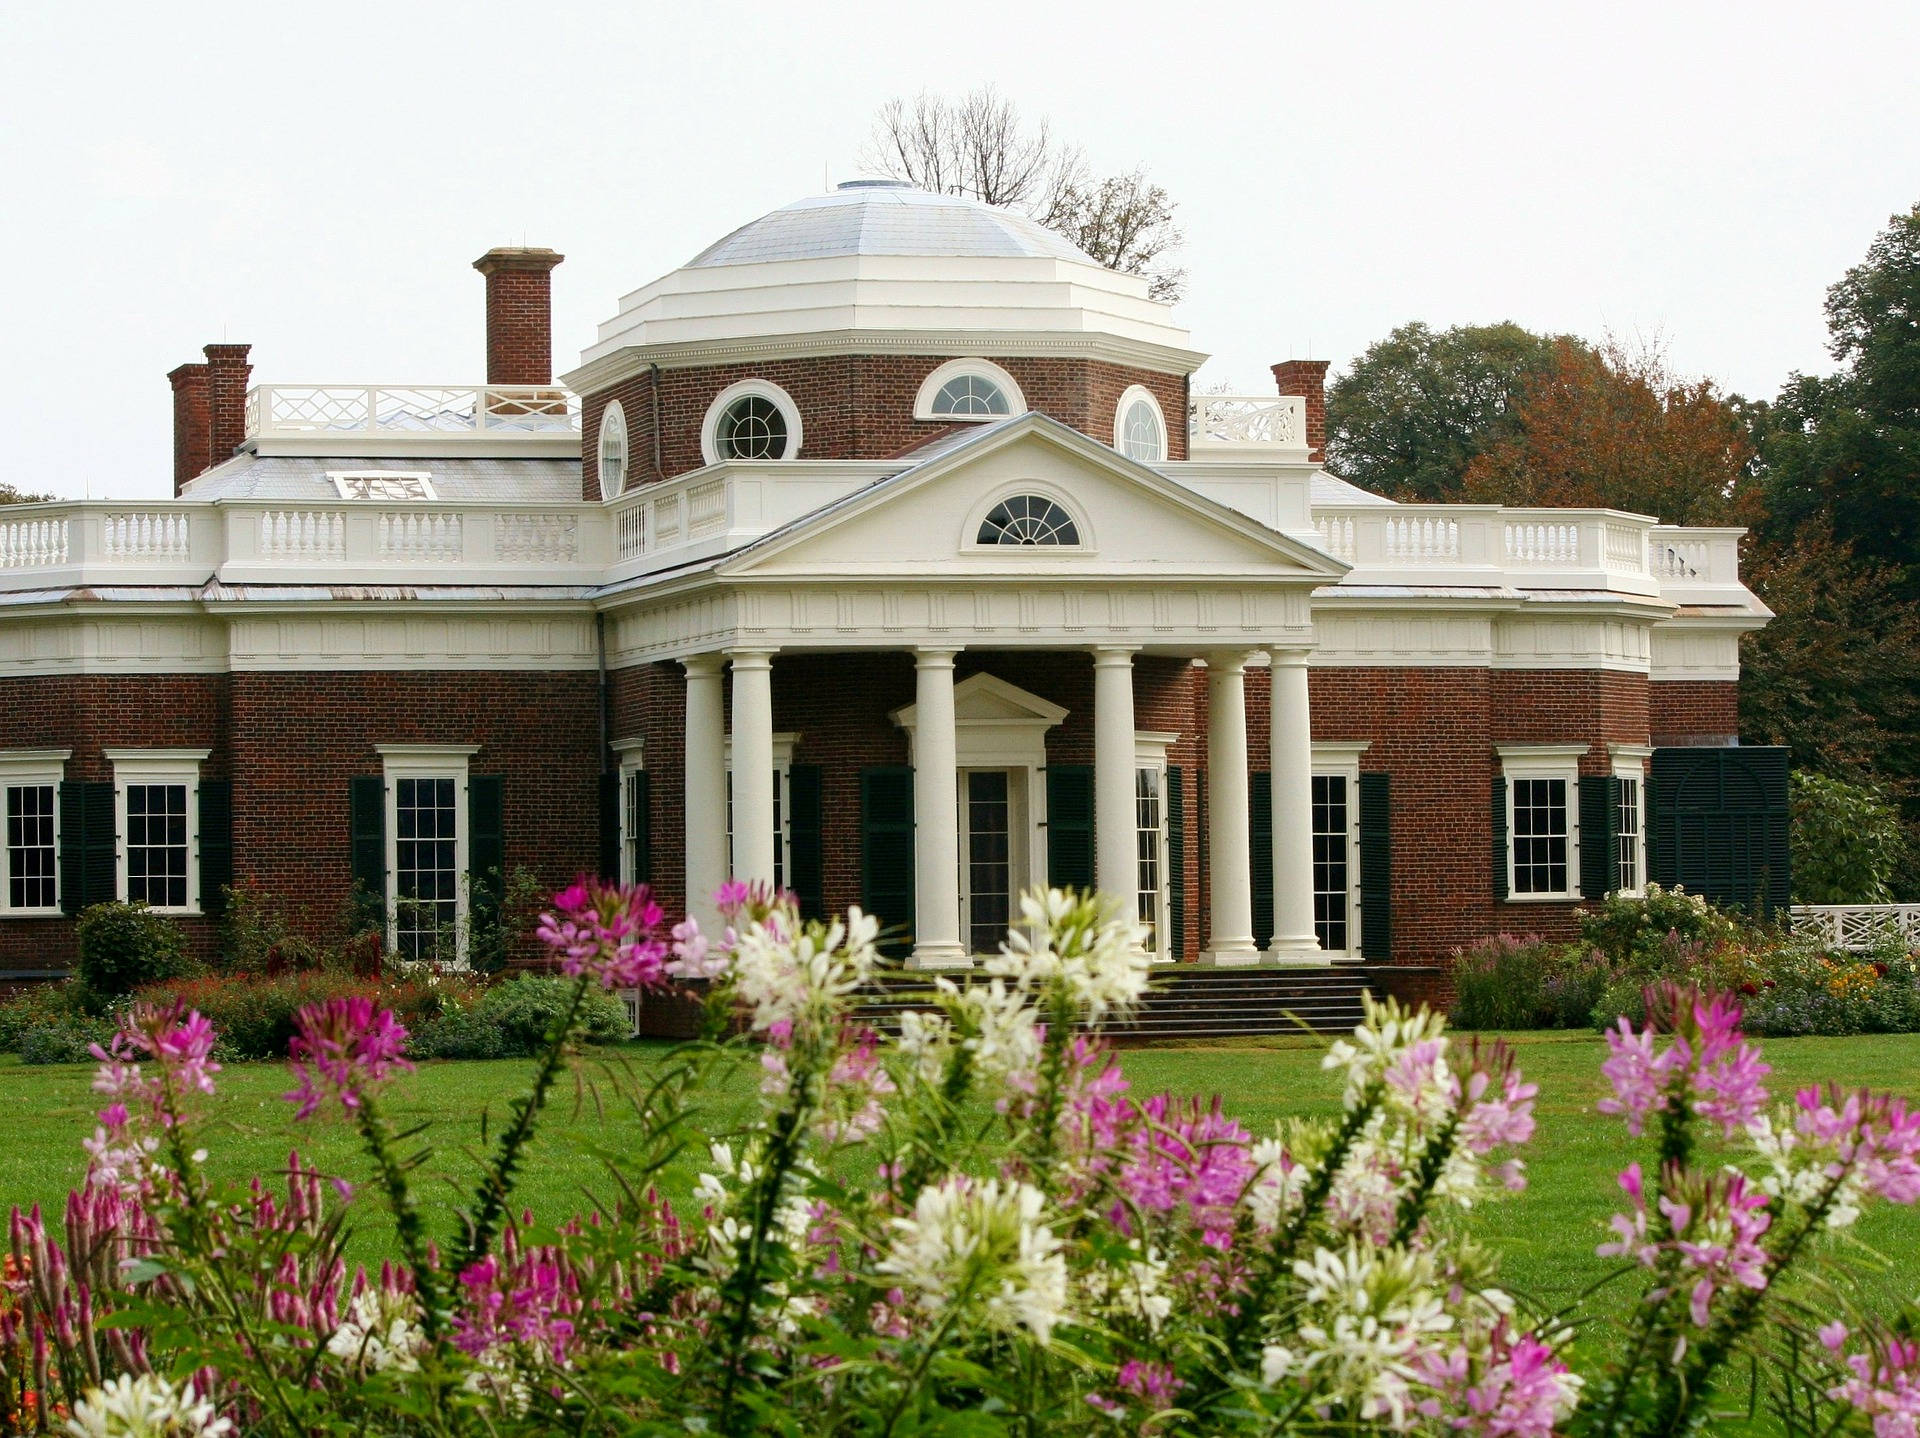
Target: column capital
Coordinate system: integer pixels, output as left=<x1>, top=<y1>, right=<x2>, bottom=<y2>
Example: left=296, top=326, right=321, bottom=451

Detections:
left=1091, top=644, right=1139, bottom=666
left=1203, top=649, right=1256, bottom=673
left=1267, top=646, right=1313, bottom=667
left=912, top=646, right=961, bottom=668
left=681, top=653, right=725, bottom=677
left=725, top=648, right=777, bottom=671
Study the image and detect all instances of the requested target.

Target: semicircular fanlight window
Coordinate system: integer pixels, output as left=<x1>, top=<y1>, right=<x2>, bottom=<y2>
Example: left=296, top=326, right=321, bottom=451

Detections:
left=977, top=495, right=1079, bottom=546
left=931, top=373, right=1011, bottom=418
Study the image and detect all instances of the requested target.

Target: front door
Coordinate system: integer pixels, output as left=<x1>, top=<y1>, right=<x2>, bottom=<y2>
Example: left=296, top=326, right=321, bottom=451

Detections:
left=961, top=769, right=1014, bottom=955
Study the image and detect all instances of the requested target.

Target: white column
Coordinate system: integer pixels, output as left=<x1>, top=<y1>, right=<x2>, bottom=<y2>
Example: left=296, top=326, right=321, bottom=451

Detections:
left=1201, top=651, right=1261, bottom=966
left=728, top=649, right=777, bottom=889
left=1093, top=647, right=1139, bottom=920
left=1267, top=648, right=1323, bottom=960
left=682, top=654, right=728, bottom=938
left=909, top=647, right=968, bottom=969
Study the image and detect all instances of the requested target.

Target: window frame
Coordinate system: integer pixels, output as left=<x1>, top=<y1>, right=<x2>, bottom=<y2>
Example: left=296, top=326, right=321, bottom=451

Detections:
left=598, top=401, right=629, bottom=498
left=106, top=748, right=209, bottom=915
left=726, top=732, right=799, bottom=893
left=699, top=380, right=803, bottom=464
left=913, top=359, right=1026, bottom=423
left=0, top=749, right=69, bottom=916
left=1497, top=744, right=1586, bottom=902
left=376, top=744, right=477, bottom=964
left=961, top=484, right=1096, bottom=555
left=614, top=738, right=646, bottom=886
left=1134, top=732, right=1177, bottom=960
left=1113, top=384, right=1168, bottom=463
left=1311, top=742, right=1370, bottom=957
left=1610, top=743, right=1653, bottom=898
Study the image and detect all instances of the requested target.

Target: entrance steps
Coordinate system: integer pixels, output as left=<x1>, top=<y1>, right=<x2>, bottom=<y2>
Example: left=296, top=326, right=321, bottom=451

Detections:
left=851, top=964, right=1376, bottom=1043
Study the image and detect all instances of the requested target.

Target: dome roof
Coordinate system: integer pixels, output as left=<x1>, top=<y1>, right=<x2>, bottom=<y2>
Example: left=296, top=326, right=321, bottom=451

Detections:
left=568, top=182, right=1202, bottom=385
left=685, top=181, right=1096, bottom=268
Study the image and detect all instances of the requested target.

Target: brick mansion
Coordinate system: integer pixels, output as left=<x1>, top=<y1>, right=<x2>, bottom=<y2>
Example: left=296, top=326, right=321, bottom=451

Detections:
left=0, top=180, right=1785, bottom=988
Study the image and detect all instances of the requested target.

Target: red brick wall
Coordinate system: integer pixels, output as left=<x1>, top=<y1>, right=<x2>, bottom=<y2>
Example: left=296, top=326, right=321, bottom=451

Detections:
left=474, top=251, right=562, bottom=387
left=1651, top=680, right=1740, bottom=746
left=581, top=356, right=1191, bottom=499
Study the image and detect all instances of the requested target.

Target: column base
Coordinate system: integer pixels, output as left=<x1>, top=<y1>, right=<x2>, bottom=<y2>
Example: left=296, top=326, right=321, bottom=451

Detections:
left=906, top=943, right=973, bottom=971
left=1198, top=943, right=1262, bottom=968
left=1264, top=939, right=1333, bottom=968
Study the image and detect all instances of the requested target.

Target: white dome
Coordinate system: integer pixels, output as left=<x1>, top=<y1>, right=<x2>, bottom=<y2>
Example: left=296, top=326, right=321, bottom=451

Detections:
left=569, top=183, right=1201, bottom=385
left=685, top=181, right=1097, bottom=268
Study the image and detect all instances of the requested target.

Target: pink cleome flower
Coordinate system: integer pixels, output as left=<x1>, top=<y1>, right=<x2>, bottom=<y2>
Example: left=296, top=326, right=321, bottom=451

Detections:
left=90, top=1001, right=222, bottom=1129
left=1596, top=984, right=1769, bottom=1139
left=536, top=877, right=670, bottom=991
left=284, top=997, right=414, bottom=1120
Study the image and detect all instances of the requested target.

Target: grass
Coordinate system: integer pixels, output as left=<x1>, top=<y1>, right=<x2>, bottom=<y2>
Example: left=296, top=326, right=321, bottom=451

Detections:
left=3, top=1030, right=1918, bottom=1341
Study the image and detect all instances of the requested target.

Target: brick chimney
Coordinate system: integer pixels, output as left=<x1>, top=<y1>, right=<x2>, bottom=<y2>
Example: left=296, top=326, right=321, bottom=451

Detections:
left=473, top=247, right=564, bottom=386
left=167, top=342, right=251, bottom=494
left=167, top=362, right=211, bottom=496
left=205, top=344, right=252, bottom=469
left=1271, top=359, right=1331, bottom=464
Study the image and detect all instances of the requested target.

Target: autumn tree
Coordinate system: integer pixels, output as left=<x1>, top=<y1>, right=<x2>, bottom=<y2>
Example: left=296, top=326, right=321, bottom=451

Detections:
left=861, top=88, right=1186, bottom=302
left=1323, top=322, right=1572, bottom=501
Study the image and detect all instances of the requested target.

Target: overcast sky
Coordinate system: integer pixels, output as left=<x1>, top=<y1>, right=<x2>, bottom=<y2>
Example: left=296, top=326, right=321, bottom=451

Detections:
left=4, top=1, right=1916, bottom=500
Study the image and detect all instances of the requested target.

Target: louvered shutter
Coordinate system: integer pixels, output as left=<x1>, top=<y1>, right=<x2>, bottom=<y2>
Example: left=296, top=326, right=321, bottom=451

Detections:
left=1250, top=771, right=1273, bottom=950
left=348, top=776, right=386, bottom=931
left=59, top=780, right=115, bottom=914
left=468, top=775, right=505, bottom=936
left=1578, top=775, right=1620, bottom=902
left=1045, top=764, right=1094, bottom=893
left=860, top=766, right=915, bottom=955
left=1491, top=772, right=1510, bottom=902
left=1166, top=766, right=1186, bottom=962
left=1358, top=772, right=1392, bottom=961
left=198, top=780, right=233, bottom=915
left=1647, top=747, right=1790, bottom=911
left=787, top=764, right=823, bottom=921
left=597, top=772, right=621, bottom=881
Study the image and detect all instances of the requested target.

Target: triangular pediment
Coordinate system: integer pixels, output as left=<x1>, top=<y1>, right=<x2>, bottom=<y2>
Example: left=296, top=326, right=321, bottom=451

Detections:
left=890, top=672, right=1070, bottom=732
left=714, top=413, right=1347, bottom=582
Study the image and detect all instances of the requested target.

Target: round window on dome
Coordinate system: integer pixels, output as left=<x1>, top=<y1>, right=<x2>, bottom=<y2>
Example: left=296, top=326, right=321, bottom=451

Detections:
left=1115, top=386, right=1167, bottom=463
left=598, top=401, right=628, bottom=497
left=977, top=495, right=1080, bottom=547
left=931, top=373, right=1011, bottom=418
left=717, top=395, right=788, bottom=460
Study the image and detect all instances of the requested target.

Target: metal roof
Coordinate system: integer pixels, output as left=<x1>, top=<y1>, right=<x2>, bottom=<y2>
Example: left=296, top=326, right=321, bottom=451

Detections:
left=684, top=181, right=1094, bottom=268
left=182, top=453, right=582, bottom=503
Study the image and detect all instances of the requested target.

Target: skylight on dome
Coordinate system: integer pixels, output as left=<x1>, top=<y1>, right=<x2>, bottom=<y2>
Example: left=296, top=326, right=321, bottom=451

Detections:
left=329, top=471, right=437, bottom=501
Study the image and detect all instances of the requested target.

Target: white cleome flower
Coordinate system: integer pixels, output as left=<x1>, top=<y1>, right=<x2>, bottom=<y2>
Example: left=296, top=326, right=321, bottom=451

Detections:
left=1082, top=1246, right=1173, bottom=1335
left=1322, top=996, right=1450, bottom=1107
left=949, top=977, right=1044, bottom=1082
left=895, top=1008, right=956, bottom=1086
left=66, top=1374, right=232, bottom=1438
left=728, top=908, right=880, bottom=1037
left=1278, top=1243, right=1456, bottom=1432
left=877, top=1176, right=1070, bottom=1344
left=326, top=1287, right=425, bottom=1374
left=986, top=888, right=1150, bottom=1025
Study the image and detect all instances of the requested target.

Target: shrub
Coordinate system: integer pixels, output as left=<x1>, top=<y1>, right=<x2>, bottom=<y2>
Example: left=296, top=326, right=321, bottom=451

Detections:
left=18, top=1016, right=114, bottom=1065
left=466, top=974, right=630, bottom=1053
left=1577, top=882, right=1737, bottom=973
left=1540, top=945, right=1610, bottom=1028
left=408, top=1002, right=510, bottom=1061
left=1446, top=934, right=1554, bottom=1029
left=1790, top=769, right=1905, bottom=903
left=218, top=880, right=384, bottom=976
left=0, top=980, right=89, bottom=1054
left=75, top=902, right=193, bottom=1002
left=139, top=971, right=461, bottom=1062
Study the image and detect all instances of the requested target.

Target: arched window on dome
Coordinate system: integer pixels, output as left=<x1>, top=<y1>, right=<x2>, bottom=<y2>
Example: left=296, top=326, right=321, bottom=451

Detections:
left=976, top=495, right=1080, bottom=547
left=1115, top=385, right=1167, bottom=463
left=914, top=360, right=1027, bottom=423
left=598, top=402, right=628, bottom=497
left=700, top=381, right=803, bottom=463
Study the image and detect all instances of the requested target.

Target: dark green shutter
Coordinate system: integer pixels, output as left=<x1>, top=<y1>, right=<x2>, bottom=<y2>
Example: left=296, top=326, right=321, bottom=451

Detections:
left=787, top=764, right=823, bottom=920
left=1491, top=773, right=1509, bottom=902
left=1358, top=772, right=1392, bottom=961
left=1166, top=767, right=1186, bottom=962
left=468, top=775, right=505, bottom=934
left=628, top=771, right=652, bottom=885
left=1045, top=764, right=1094, bottom=893
left=59, top=780, right=115, bottom=914
left=598, top=772, right=620, bottom=881
left=1647, top=746, right=1790, bottom=911
left=1579, top=775, right=1620, bottom=902
left=348, top=776, right=386, bottom=929
left=1250, top=771, right=1273, bottom=950
left=860, top=766, right=914, bottom=955
left=198, top=780, right=233, bottom=915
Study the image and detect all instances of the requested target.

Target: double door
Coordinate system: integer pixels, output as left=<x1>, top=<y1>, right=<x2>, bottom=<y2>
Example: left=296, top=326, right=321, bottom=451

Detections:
left=959, top=768, right=1023, bottom=955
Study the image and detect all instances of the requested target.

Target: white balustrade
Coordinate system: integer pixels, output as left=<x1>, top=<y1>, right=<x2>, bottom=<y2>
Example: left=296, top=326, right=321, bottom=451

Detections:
left=1384, top=515, right=1460, bottom=562
left=494, top=513, right=578, bottom=564
left=1792, top=904, right=1920, bottom=953
left=379, top=512, right=463, bottom=562
left=1505, top=520, right=1582, bottom=566
left=259, top=510, right=346, bottom=561
left=687, top=481, right=727, bottom=536
left=102, top=511, right=191, bottom=562
left=0, top=517, right=68, bottom=568
left=1315, top=514, right=1356, bottom=562
left=616, top=505, right=647, bottom=560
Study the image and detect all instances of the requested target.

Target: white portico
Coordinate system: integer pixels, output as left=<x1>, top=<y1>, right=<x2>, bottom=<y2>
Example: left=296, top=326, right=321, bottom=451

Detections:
left=605, top=411, right=1347, bottom=965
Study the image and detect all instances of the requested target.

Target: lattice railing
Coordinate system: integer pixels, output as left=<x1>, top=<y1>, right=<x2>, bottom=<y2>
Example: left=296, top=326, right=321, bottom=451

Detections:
left=247, top=385, right=580, bottom=438
left=1791, top=904, right=1920, bottom=953
left=1188, top=394, right=1305, bottom=450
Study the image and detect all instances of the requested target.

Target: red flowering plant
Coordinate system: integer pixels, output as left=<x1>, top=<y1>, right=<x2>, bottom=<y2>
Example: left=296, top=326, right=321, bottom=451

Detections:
left=2, top=884, right=1917, bottom=1437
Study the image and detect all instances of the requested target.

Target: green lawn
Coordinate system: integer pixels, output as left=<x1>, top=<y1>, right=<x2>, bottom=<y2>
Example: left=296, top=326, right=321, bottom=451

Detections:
left=3, top=1031, right=1917, bottom=1336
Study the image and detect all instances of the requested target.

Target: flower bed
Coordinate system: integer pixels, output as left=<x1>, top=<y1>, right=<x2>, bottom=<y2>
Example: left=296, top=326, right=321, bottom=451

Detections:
left=3, top=880, right=1919, bottom=1436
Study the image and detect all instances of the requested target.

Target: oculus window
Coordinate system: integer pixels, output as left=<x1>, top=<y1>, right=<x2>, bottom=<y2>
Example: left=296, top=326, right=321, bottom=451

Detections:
left=701, top=381, right=802, bottom=463
left=977, top=495, right=1079, bottom=547
left=598, top=402, right=628, bottom=497
left=1115, top=386, right=1167, bottom=463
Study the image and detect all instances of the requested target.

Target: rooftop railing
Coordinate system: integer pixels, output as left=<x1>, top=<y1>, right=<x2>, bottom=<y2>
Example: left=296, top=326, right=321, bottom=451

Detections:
left=1188, top=394, right=1309, bottom=455
left=1310, top=504, right=1672, bottom=594
left=244, top=385, right=581, bottom=443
